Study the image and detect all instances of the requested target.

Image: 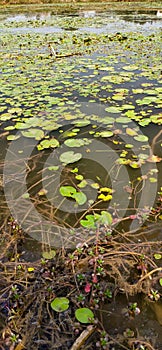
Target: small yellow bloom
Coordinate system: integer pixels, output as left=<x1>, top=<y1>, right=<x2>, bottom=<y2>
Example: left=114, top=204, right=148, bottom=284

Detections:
left=98, top=193, right=112, bottom=201
left=99, top=187, right=113, bottom=194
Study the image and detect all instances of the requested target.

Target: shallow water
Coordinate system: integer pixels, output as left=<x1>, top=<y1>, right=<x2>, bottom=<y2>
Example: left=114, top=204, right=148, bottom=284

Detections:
left=0, top=6, right=162, bottom=346
left=1, top=10, right=162, bottom=35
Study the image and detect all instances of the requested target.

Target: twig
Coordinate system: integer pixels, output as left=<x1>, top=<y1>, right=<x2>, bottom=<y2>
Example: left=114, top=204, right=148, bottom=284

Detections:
left=70, top=325, right=95, bottom=350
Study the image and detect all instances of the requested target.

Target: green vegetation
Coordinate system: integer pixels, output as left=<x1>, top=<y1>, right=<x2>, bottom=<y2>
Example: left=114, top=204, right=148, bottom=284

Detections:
left=0, top=5, right=162, bottom=350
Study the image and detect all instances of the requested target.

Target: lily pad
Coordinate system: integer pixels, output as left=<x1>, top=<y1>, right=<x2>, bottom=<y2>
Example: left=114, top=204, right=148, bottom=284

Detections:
left=59, top=151, right=82, bottom=164
left=22, top=129, right=44, bottom=141
left=75, top=308, right=94, bottom=324
left=74, top=192, right=87, bottom=205
left=134, top=135, right=148, bottom=142
left=42, top=250, right=56, bottom=260
left=59, top=186, right=76, bottom=197
left=99, top=131, right=113, bottom=138
left=37, top=138, right=59, bottom=150
left=105, top=106, right=121, bottom=114
left=51, top=297, right=69, bottom=312
left=64, top=138, right=85, bottom=147
left=80, top=215, right=96, bottom=229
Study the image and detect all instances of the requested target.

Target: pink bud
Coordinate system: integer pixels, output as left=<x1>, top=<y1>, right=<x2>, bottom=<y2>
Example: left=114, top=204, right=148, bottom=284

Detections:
left=84, top=283, right=91, bottom=293
left=92, top=274, right=98, bottom=283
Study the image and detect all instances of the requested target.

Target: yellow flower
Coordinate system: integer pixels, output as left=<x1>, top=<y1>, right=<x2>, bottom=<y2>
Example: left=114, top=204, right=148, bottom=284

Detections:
left=99, top=187, right=113, bottom=194
left=98, top=193, right=112, bottom=201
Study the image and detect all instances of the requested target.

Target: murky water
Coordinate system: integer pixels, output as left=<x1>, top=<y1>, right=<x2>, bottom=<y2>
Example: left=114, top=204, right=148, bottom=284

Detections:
left=0, top=6, right=162, bottom=347
left=0, top=9, right=162, bottom=34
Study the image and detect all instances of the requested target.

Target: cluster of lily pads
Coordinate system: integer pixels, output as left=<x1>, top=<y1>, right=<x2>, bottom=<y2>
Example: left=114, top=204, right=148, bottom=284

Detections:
left=0, top=11, right=161, bottom=235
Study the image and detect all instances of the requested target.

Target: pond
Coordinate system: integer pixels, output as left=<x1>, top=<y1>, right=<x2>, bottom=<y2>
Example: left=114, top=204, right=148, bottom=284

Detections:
left=0, top=3, right=162, bottom=350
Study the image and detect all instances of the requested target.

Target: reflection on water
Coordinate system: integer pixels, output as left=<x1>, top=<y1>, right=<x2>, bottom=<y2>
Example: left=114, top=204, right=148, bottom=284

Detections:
left=2, top=9, right=162, bottom=35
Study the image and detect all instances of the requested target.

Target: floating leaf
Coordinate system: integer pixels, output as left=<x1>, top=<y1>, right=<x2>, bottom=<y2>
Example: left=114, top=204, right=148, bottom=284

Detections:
left=48, top=166, right=59, bottom=171
left=100, top=131, right=113, bottom=138
left=116, top=117, right=131, bottom=124
left=22, top=193, right=30, bottom=199
left=22, top=129, right=44, bottom=141
left=72, top=120, right=91, bottom=127
left=60, top=186, right=76, bottom=197
left=7, top=134, right=20, bottom=141
left=78, top=180, right=88, bottom=188
left=90, top=182, right=100, bottom=189
left=99, top=211, right=113, bottom=225
left=105, top=106, right=121, bottom=114
left=60, top=151, right=82, bottom=164
left=73, top=192, right=87, bottom=205
left=134, top=135, right=148, bottom=142
left=154, top=254, right=162, bottom=260
left=51, top=297, right=69, bottom=312
left=75, top=174, right=84, bottom=181
left=102, top=117, right=115, bottom=124
left=42, top=250, right=56, bottom=260
left=126, top=128, right=137, bottom=136
left=37, top=139, right=59, bottom=150
left=149, top=177, right=157, bottom=183
left=80, top=215, right=96, bottom=229
left=75, top=308, right=94, bottom=324
left=64, top=138, right=85, bottom=147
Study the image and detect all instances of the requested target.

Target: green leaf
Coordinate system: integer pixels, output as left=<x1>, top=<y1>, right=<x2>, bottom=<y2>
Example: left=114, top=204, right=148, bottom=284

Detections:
left=126, top=128, right=137, bottom=136
left=75, top=175, right=84, bottom=181
left=75, top=308, right=94, bottom=324
left=37, top=139, right=59, bottom=150
left=99, top=131, right=113, bottom=138
left=48, top=166, right=59, bottom=171
left=149, top=177, right=157, bottom=183
left=90, top=182, right=100, bottom=189
left=134, top=135, right=148, bottom=142
left=59, top=186, right=76, bottom=197
left=73, top=192, right=87, bottom=205
left=51, top=297, right=69, bottom=312
left=21, top=129, right=44, bottom=141
left=105, top=106, right=121, bottom=114
left=116, top=117, right=131, bottom=124
left=99, top=211, right=113, bottom=225
left=60, top=151, right=82, bottom=164
left=64, top=138, right=85, bottom=147
left=42, top=250, right=56, bottom=260
left=154, top=254, right=162, bottom=260
left=78, top=180, right=88, bottom=188
left=80, top=215, right=96, bottom=229
left=159, top=278, right=162, bottom=286
left=72, top=120, right=91, bottom=127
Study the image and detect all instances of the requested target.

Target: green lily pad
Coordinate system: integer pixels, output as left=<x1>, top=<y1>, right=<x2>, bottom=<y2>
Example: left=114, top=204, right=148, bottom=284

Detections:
left=105, top=106, right=121, bottom=114
left=72, top=120, right=91, bottom=127
left=154, top=254, right=162, bottom=260
left=73, top=192, right=87, bottom=205
left=77, top=180, right=88, bottom=188
left=42, top=250, right=56, bottom=260
left=22, top=129, right=44, bottom=141
left=99, top=131, right=113, bottom=138
left=51, top=297, right=69, bottom=312
left=59, top=151, right=82, bottom=164
left=64, top=138, right=85, bottom=147
left=59, top=186, right=76, bottom=197
left=116, top=117, right=131, bottom=124
left=37, top=138, right=59, bottom=150
left=80, top=215, right=96, bottom=229
left=75, top=308, right=94, bottom=324
left=134, top=135, right=148, bottom=142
